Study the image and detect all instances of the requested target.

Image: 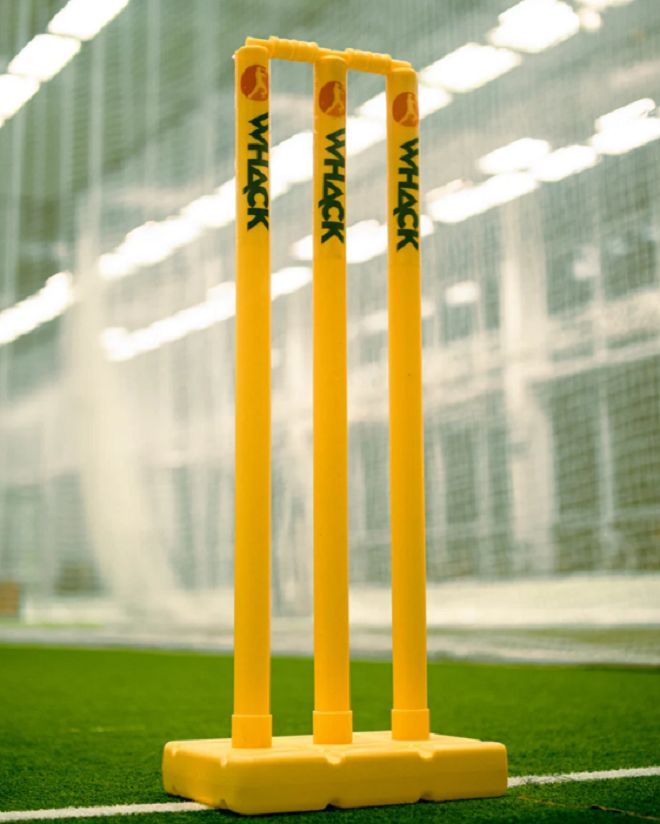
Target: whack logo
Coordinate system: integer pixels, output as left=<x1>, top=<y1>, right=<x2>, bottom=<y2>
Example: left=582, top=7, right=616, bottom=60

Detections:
left=393, top=138, right=419, bottom=251
left=244, top=112, right=269, bottom=230
left=318, top=128, right=345, bottom=244
left=392, top=92, right=419, bottom=127
left=240, top=64, right=268, bottom=101
left=318, top=81, right=346, bottom=118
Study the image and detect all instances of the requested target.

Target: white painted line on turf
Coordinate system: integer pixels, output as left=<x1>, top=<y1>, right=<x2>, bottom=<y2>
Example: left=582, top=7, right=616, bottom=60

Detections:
left=0, top=802, right=208, bottom=821
left=508, top=765, right=660, bottom=787
left=1, top=767, right=659, bottom=821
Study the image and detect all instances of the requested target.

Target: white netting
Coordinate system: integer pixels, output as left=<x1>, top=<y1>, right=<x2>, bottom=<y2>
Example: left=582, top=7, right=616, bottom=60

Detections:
left=0, top=0, right=659, bottom=656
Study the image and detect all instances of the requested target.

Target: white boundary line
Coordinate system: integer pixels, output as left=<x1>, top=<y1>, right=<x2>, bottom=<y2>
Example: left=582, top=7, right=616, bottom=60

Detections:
left=1, top=767, right=658, bottom=821
left=508, top=765, right=660, bottom=787
left=0, top=804, right=207, bottom=822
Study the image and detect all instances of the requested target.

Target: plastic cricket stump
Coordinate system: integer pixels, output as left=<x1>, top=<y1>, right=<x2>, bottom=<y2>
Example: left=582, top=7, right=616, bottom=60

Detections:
left=162, top=36, right=507, bottom=815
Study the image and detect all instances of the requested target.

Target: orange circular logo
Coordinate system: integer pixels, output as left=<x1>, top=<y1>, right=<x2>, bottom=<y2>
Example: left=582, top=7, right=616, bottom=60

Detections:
left=240, top=64, right=269, bottom=101
left=318, top=80, right=346, bottom=117
left=392, top=92, right=419, bottom=127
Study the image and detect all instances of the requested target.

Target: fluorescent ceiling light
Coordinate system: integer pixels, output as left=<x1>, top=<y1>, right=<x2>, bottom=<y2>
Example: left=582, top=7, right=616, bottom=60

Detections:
left=8, top=34, right=80, bottom=81
left=271, top=267, right=312, bottom=299
left=361, top=298, right=435, bottom=335
left=182, top=180, right=236, bottom=228
left=420, top=215, right=435, bottom=237
left=427, top=181, right=483, bottom=224
left=292, top=216, right=433, bottom=262
left=348, top=220, right=388, bottom=263
left=346, top=116, right=386, bottom=156
left=291, top=234, right=313, bottom=261
left=478, top=137, right=551, bottom=175
left=356, top=92, right=386, bottom=121
left=48, top=0, right=130, bottom=41
left=104, top=281, right=238, bottom=361
left=118, top=222, right=176, bottom=267
left=104, top=287, right=238, bottom=362
left=418, top=84, right=452, bottom=117
left=271, top=131, right=314, bottom=196
left=481, top=171, right=538, bottom=205
left=294, top=221, right=385, bottom=265
left=114, top=216, right=202, bottom=269
left=207, top=281, right=236, bottom=311
left=578, top=8, right=603, bottom=30
left=98, top=253, right=134, bottom=280
left=420, top=43, right=521, bottom=93
left=41, top=272, right=74, bottom=316
left=445, top=281, right=480, bottom=306
left=103, top=179, right=234, bottom=282
left=532, top=144, right=599, bottom=181
left=101, top=327, right=133, bottom=361
left=592, top=99, right=660, bottom=155
left=0, top=272, right=74, bottom=346
left=0, top=74, right=40, bottom=118
left=160, top=216, right=202, bottom=250
left=594, top=98, right=656, bottom=132
left=488, top=0, right=580, bottom=54
left=427, top=173, right=537, bottom=224
left=591, top=117, right=660, bottom=155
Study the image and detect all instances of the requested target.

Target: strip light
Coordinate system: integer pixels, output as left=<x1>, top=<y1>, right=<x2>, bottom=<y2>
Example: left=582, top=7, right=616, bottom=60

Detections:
left=0, top=272, right=74, bottom=345
left=591, top=118, right=660, bottom=155
left=1, top=1, right=641, bottom=352
left=182, top=181, right=236, bottom=229
left=532, top=144, right=599, bottom=181
left=0, top=74, right=40, bottom=119
left=360, top=298, right=435, bottom=335
left=346, top=116, right=387, bottom=156
left=421, top=43, right=521, bottom=93
left=48, top=0, right=131, bottom=41
left=427, top=173, right=537, bottom=224
left=478, top=138, right=551, bottom=175
left=428, top=95, right=655, bottom=226
left=0, top=0, right=131, bottom=131
left=103, top=217, right=202, bottom=273
left=592, top=98, right=660, bottom=155
left=102, top=267, right=312, bottom=362
left=445, top=281, right=480, bottom=307
left=271, top=267, right=312, bottom=298
left=8, top=34, right=81, bottom=82
left=92, top=0, right=634, bottom=286
left=271, top=132, right=314, bottom=196
left=291, top=216, right=433, bottom=265
left=595, top=98, right=656, bottom=132
left=488, top=0, right=580, bottom=54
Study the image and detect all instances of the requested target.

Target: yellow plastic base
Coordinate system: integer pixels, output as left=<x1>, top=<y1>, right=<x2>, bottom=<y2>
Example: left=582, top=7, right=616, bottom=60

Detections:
left=162, top=731, right=507, bottom=815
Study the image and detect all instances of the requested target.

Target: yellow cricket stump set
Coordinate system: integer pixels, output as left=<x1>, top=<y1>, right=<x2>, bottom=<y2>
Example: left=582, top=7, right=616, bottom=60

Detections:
left=162, top=36, right=507, bottom=815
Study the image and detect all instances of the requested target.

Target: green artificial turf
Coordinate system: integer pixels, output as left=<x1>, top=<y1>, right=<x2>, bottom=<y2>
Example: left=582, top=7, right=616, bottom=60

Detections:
left=1, top=645, right=659, bottom=821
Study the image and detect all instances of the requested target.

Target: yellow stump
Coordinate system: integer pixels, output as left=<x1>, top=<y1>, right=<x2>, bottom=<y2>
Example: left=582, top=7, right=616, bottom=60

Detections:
left=312, top=55, right=352, bottom=745
left=386, top=67, right=430, bottom=742
left=232, top=43, right=272, bottom=750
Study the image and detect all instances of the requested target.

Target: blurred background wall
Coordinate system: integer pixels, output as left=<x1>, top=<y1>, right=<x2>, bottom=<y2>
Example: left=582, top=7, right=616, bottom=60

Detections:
left=0, top=0, right=659, bottom=659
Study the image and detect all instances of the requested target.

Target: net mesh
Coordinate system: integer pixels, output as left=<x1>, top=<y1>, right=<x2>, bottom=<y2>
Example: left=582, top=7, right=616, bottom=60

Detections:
left=0, top=0, right=659, bottom=656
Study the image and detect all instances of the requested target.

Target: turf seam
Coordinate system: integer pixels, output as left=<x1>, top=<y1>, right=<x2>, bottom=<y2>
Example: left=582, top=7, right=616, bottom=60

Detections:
left=517, top=795, right=660, bottom=821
